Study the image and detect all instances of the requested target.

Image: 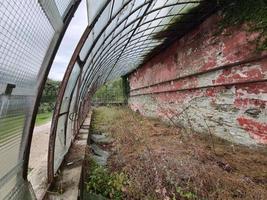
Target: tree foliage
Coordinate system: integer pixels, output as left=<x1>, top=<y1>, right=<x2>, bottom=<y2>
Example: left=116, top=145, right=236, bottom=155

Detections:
left=93, top=79, right=126, bottom=103
left=38, top=78, right=60, bottom=113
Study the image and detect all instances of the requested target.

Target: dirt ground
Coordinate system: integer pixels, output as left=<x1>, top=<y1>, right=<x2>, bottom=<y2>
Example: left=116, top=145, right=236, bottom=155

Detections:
left=86, top=106, right=267, bottom=200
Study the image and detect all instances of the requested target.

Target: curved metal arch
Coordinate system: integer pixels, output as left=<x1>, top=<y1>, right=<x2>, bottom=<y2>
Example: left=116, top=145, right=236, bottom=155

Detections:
left=47, top=0, right=112, bottom=182
left=78, top=2, right=203, bottom=100
left=80, top=0, right=139, bottom=62
left=79, top=1, right=202, bottom=92
left=83, top=0, right=217, bottom=101
left=79, top=1, right=151, bottom=79
left=22, top=0, right=82, bottom=180
left=50, top=0, right=219, bottom=183
left=82, top=0, right=195, bottom=66
left=77, top=0, right=155, bottom=102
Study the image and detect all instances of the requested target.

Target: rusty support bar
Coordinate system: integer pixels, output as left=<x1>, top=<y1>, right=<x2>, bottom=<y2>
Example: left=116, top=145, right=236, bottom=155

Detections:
left=22, top=0, right=81, bottom=180
left=47, top=26, right=91, bottom=182
left=47, top=0, right=112, bottom=183
left=63, top=73, right=80, bottom=145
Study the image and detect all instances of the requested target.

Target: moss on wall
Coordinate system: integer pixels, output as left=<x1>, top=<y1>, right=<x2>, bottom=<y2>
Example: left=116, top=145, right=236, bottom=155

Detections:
left=141, top=1, right=218, bottom=65
left=141, top=0, right=267, bottom=66
left=218, top=0, right=267, bottom=51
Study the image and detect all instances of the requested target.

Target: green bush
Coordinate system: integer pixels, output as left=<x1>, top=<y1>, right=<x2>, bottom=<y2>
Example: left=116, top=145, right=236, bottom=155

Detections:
left=93, top=78, right=126, bottom=103
left=85, top=159, right=127, bottom=200
left=38, top=102, right=54, bottom=113
left=175, top=187, right=197, bottom=200
left=38, top=78, right=60, bottom=114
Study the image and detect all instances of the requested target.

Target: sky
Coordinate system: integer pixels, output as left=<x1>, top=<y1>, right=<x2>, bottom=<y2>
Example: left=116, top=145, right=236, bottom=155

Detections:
left=48, top=0, right=88, bottom=81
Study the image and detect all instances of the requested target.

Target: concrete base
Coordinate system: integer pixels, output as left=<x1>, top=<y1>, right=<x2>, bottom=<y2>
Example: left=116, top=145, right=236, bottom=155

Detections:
left=45, top=112, right=92, bottom=200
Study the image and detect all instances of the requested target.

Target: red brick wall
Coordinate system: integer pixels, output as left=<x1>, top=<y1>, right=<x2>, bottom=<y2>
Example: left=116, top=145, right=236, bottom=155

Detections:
left=128, top=14, right=267, bottom=146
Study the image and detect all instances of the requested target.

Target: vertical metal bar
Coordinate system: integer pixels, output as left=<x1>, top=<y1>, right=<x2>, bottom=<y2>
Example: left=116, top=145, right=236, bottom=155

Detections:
left=47, top=0, right=112, bottom=183
left=73, top=68, right=83, bottom=136
left=47, top=27, right=90, bottom=182
left=22, top=0, right=82, bottom=179
left=63, top=73, right=80, bottom=146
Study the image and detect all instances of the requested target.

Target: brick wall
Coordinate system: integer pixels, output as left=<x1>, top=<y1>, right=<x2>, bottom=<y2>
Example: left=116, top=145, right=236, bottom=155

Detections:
left=128, top=14, right=267, bottom=146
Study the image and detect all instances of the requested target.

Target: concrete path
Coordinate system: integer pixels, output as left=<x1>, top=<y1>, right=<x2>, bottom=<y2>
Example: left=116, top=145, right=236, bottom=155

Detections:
left=28, top=121, right=50, bottom=170
left=28, top=121, right=51, bottom=200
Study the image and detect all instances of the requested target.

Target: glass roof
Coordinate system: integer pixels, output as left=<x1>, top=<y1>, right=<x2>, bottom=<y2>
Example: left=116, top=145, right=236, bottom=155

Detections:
left=77, top=0, right=218, bottom=100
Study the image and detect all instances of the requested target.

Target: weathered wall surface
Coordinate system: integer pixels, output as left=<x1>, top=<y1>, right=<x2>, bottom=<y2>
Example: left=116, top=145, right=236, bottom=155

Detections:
left=128, top=14, right=267, bottom=146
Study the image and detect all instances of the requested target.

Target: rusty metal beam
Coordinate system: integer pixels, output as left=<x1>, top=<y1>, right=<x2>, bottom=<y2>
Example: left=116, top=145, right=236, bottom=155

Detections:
left=22, top=0, right=82, bottom=180
left=47, top=0, right=112, bottom=183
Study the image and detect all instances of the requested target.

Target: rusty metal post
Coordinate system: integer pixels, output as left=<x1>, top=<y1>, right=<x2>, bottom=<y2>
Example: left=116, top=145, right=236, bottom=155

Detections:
left=47, top=27, right=91, bottom=182
left=22, top=0, right=81, bottom=179
left=48, top=0, right=112, bottom=183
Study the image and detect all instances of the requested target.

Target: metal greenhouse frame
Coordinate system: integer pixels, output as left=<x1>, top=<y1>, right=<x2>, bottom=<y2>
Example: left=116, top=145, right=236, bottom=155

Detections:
left=49, top=0, right=218, bottom=182
left=0, top=0, right=81, bottom=199
left=0, top=0, right=220, bottom=199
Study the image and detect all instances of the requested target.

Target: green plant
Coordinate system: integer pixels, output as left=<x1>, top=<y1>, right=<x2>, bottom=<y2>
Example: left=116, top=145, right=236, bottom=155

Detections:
left=38, top=78, right=60, bottom=114
left=35, top=112, right=52, bottom=125
left=85, top=159, right=128, bottom=200
left=175, top=186, right=197, bottom=200
left=92, top=78, right=126, bottom=103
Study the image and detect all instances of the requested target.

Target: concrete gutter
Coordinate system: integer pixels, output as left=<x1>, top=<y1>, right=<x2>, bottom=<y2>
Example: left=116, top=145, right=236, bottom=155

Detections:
left=45, top=112, right=92, bottom=200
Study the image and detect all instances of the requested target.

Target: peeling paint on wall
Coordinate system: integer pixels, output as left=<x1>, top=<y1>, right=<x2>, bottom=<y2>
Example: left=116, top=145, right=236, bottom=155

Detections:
left=128, top=14, right=267, bottom=146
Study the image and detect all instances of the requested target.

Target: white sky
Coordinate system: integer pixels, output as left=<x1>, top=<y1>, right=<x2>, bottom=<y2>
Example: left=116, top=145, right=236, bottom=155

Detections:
left=48, top=0, right=88, bottom=81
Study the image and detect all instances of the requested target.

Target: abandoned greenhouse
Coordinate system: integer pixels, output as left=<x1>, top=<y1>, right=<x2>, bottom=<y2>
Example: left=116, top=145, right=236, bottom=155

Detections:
left=0, top=0, right=266, bottom=199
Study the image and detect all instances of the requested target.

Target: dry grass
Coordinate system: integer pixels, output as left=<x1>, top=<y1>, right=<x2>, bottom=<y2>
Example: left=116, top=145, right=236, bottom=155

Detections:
left=89, top=106, right=267, bottom=200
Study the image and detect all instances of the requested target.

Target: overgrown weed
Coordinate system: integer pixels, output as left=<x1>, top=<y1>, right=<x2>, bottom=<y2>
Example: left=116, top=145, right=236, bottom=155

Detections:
left=85, top=106, right=267, bottom=200
left=85, top=157, right=128, bottom=200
